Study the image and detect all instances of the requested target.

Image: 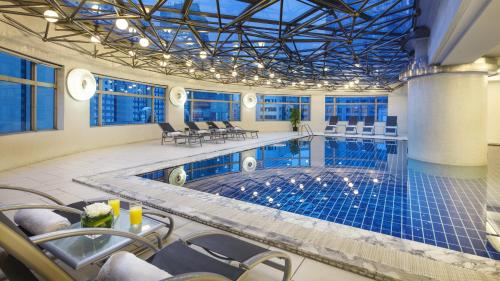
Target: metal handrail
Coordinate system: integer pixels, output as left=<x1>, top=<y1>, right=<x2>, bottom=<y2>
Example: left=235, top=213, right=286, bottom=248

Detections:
left=299, top=124, right=313, bottom=136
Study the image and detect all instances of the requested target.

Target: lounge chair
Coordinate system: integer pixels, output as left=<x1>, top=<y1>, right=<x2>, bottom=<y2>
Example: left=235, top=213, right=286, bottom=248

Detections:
left=0, top=208, right=292, bottom=281
left=222, top=121, right=259, bottom=138
left=385, top=116, right=398, bottom=136
left=207, top=122, right=245, bottom=140
left=362, top=116, right=375, bottom=135
left=158, top=123, right=203, bottom=146
left=345, top=116, right=358, bottom=135
left=186, top=122, right=226, bottom=143
left=324, top=116, right=338, bottom=134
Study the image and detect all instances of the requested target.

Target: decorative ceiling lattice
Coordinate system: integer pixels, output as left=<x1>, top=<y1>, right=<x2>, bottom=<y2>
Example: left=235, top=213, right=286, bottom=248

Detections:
left=0, top=0, right=417, bottom=91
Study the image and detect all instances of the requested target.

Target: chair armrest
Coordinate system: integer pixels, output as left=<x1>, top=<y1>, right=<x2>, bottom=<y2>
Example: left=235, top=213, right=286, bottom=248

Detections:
left=162, top=272, right=231, bottom=281
left=0, top=185, right=64, bottom=205
left=143, top=209, right=175, bottom=244
left=30, top=228, right=159, bottom=253
left=241, top=250, right=292, bottom=281
left=0, top=203, right=82, bottom=215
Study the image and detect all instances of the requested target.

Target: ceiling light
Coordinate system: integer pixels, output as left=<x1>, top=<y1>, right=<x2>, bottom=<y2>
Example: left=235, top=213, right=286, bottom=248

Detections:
left=266, top=80, right=271, bottom=85
left=160, top=61, right=167, bottom=67
left=323, top=81, right=329, bottom=85
left=277, top=78, right=282, bottom=83
left=242, top=78, right=247, bottom=83
left=91, top=4, right=99, bottom=10
left=185, top=60, right=192, bottom=67
left=163, top=53, right=171, bottom=59
left=256, top=62, right=264, bottom=69
left=215, top=73, right=221, bottom=79
left=189, top=68, right=195, bottom=73
left=344, top=84, right=349, bottom=89
left=231, top=71, right=238, bottom=77
left=354, top=78, right=360, bottom=84
left=233, top=43, right=239, bottom=48
left=257, top=41, right=265, bottom=47
left=349, top=81, right=354, bottom=87
left=373, top=178, right=379, bottom=183
left=343, top=177, right=349, bottom=182
left=128, top=27, right=136, bottom=33
left=269, top=72, right=275, bottom=78
left=139, top=37, right=149, bottom=47
left=323, top=67, right=329, bottom=71
left=355, top=63, right=360, bottom=67
left=43, top=10, right=59, bottom=23
left=199, top=51, right=207, bottom=59
left=317, top=83, right=322, bottom=88
left=209, top=67, right=215, bottom=73
left=128, top=50, right=136, bottom=56
left=90, top=35, right=100, bottom=43
left=164, top=28, right=172, bottom=33
left=300, top=80, right=305, bottom=85
left=115, top=19, right=128, bottom=30
left=254, top=75, right=259, bottom=81
left=292, top=82, right=296, bottom=87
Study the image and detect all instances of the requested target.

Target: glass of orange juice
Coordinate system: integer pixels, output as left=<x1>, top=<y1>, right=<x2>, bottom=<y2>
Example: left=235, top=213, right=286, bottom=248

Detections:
left=108, top=199, right=120, bottom=217
left=129, top=202, right=142, bottom=225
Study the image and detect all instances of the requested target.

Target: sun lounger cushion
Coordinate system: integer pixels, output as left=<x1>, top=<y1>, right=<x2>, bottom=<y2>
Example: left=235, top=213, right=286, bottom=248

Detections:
left=14, top=209, right=70, bottom=235
left=197, top=129, right=210, bottom=134
left=97, top=252, right=171, bottom=281
left=167, top=131, right=183, bottom=136
left=215, top=128, right=226, bottom=132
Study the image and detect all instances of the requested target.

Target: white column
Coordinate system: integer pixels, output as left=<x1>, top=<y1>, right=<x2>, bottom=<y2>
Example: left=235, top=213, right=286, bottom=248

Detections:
left=407, top=73, right=488, bottom=166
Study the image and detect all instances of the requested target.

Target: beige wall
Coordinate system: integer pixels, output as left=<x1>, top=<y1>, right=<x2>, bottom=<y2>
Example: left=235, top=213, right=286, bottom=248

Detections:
left=0, top=21, right=398, bottom=171
left=488, top=81, right=500, bottom=144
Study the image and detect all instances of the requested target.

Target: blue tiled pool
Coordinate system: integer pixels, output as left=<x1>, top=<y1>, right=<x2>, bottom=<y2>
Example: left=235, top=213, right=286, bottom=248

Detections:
left=139, top=137, right=500, bottom=260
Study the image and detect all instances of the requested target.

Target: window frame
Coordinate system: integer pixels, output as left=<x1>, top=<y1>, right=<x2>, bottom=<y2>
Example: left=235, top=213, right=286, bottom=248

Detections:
left=184, top=89, right=241, bottom=122
left=92, top=74, right=168, bottom=127
left=0, top=48, right=60, bottom=135
left=256, top=94, right=311, bottom=121
left=325, top=95, right=388, bottom=122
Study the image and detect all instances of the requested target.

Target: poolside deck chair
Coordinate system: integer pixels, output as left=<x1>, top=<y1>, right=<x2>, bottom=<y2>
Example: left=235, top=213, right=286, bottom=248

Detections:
left=324, top=116, right=338, bottom=134
left=222, top=121, right=259, bottom=138
left=345, top=116, right=358, bottom=135
left=207, top=122, right=245, bottom=140
left=0, top=185, right=174, bottom=242
left=385, top=116, right=398, bottom=136
left=0, top=208, right=292, bottom=281
left=362, top=116, right=375, bottom=135
left=158, top=123, right=203, bottom=146
left=385, top=140, right=398, bottom=154
left=186, top=122, right=226, bottom=143
left=0, top=210, right=230, bottom=281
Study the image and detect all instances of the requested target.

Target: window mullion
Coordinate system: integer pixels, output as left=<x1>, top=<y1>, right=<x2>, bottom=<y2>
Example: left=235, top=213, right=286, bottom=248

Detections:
left=151, top=86, right=156, bottom=123
left=31, top=63, right=37, bottom=131
left=98, top=78, right=103, bottom=126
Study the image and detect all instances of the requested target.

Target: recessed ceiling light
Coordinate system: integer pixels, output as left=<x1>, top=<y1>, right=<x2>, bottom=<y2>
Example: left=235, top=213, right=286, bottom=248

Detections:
left=266, top=80, right=271, bottom=85
left=128, top=50, right=136, bottom=56
left=164, top=28, right=172, bottom=33
left=128, top=27, right=136, bottom=33
left=354, top=78, right=360, bottom=84
left=139, top=37, right=149, bottom=47
left=277, top=78, right=282, bottom=83
left=199, top=51, right=207, bottom=59
left=269, top=72, right=275, bottom=78
left=317, top=83, right=322, bottom=88
left=115, top=19, right=128, bottom=30
left=231, top=71, right=238, bottom=77
left=254, top=75, right=259, bottom=81
left=215, top=73, right=221, bottom=79
left=209, top=67, right=215, bottom=73
left=292, top=82, right=296, bottom=87
left=349, top=81, right=354, bottom=87
left=91, top=4, right=99, bottom=10
left=185, top=60, right=192, bottom=67
left=242, top=78, right=247, bottom=83
left=323, top=81, right=329, bottom=85
left=323, top=67, right=329, bottom=71
left=256, top=62, right=264, bottom=69
left=355, top=63, right=360, bottom=67
left=189, top=68, right=195, bottom=73
left=300, top=80, right=305, bottom=85
left=43, top=10, right=59, bottom=23
left=160, top=61, right=167, bottom=67
left=257, top=41, right=265, bottom=47
left=163, top=53, right=171, bottom=59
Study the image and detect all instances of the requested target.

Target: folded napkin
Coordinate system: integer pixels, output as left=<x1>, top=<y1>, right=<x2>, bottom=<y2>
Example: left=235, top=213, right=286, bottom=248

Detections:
left=97, top=252, right=171, bottom=281
left=14, top=209, right=71, bottom=235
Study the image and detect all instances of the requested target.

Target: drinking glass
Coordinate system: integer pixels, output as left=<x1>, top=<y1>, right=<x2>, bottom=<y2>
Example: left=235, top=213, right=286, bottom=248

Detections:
left=108, top=199, right=120, bottom=217
left=129, top=202, right=142, bottom=225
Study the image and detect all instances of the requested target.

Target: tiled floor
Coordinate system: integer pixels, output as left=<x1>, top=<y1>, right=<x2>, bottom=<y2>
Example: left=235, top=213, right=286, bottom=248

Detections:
left=0, top=132, right=373, bottom=281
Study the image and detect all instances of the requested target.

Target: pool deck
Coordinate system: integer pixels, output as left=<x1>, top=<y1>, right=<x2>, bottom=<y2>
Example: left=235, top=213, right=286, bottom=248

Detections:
left=1, top=132, right=498, bottom=281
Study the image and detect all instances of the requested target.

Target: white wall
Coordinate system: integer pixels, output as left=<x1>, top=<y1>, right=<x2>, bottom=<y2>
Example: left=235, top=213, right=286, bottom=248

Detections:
left=388, top=85, right=408, bottom=135
left=0, top=21, right=400, bottom=171
left=488, top=81, right=500, bottom=144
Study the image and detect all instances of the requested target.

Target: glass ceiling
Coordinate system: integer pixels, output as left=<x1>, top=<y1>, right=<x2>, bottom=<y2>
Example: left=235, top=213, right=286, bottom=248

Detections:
left=3, top=0, right=416, bottom=90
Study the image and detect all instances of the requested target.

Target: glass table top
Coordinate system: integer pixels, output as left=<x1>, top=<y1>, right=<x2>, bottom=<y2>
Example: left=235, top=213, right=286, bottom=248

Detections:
left=42, top=209, right=163, bottom=269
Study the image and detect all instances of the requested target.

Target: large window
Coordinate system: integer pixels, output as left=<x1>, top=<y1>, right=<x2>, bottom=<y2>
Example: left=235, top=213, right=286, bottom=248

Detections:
left=0, top=51, right=58, bottom=134
left=184, top=90, right=241, bottom=122
left=91, top=76, right=166, bottom=126
left=256, top=95, right=310, bottom=121
left=325, top=96, right=388, bottom=122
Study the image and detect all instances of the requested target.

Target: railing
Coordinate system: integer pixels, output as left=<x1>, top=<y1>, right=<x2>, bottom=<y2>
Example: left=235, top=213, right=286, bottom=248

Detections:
left=299, top=124, right=313, bottom=136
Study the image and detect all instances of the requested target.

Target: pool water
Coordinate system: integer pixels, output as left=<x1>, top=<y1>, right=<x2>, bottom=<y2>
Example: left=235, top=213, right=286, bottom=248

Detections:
left=139, top=136, right=500, bottom=260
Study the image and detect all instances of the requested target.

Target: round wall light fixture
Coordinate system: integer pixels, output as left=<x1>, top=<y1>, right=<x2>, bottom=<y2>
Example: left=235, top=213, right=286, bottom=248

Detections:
left=242, top=157, right=257, bottom=173
left=169, top=86, right=187, bottom=107
left=243, top=93, right=257, bottom=108
left=169, top=166, right=187, bottom=186
left=66, top=68, right=96, bottom=101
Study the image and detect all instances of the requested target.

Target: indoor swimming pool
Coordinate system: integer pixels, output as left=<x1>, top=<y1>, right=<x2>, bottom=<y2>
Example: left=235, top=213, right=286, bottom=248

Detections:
left=139, top=136, right=500, bottom=260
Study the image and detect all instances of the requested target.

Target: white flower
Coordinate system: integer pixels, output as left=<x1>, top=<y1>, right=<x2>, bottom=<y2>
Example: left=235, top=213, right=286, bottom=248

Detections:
left=83, top=202, right=112, bottom=218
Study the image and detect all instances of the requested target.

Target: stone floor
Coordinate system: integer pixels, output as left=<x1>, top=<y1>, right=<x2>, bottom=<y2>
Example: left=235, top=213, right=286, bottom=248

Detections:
left=0, top=132, right=372, bottom=281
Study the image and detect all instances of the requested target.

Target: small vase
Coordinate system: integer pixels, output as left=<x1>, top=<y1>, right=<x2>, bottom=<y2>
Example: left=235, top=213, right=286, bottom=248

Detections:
left=81, top=211, right=113, bottom=228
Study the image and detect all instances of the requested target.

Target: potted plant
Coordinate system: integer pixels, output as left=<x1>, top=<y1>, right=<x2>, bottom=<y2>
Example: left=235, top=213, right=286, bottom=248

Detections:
left=290, top=108, right=301, bottom=131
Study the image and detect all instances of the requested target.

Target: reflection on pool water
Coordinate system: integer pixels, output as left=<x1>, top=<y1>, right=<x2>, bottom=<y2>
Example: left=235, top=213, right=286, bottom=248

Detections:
left=139, top=136, right=500, bottom=260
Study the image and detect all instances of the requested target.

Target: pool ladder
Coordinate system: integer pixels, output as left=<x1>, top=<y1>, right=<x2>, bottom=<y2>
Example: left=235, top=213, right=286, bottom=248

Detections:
left=299, top=124, right=313, bottom=137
